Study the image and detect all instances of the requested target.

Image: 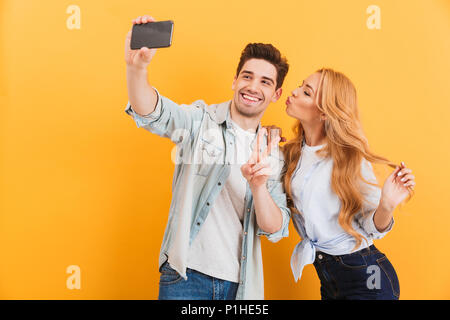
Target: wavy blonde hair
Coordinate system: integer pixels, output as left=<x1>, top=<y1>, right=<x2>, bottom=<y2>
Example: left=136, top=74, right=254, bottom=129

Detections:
left=283, top=68, right=412, bottom=250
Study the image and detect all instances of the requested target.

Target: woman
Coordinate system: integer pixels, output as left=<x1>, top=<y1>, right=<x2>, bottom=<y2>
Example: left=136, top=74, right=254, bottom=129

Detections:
left=283, top=68, right=415, bottom=300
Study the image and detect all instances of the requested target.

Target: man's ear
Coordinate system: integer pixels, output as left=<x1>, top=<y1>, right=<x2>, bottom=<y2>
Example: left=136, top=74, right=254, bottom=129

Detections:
left=232, top=76, right=237, bottom=91
left=271, top=87, right=282, bottom=102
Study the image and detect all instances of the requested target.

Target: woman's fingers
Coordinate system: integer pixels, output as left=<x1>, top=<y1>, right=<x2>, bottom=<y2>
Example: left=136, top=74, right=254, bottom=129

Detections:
left=392, top=163, right=415, bottom=189
left=403, top=180, right=416, bottom=188
left=388, top=166, right=401, bottom=181
left=265, top=125, right=286, bottom=144
left=399, top=174, right=415, bottom=183
left=396, top=168, right=413, bottom=183
left=264, top=125, right=284, bottom=140
left=388, top=163, right=415, bottom=188
left=396, top=168, right=412, bottom=177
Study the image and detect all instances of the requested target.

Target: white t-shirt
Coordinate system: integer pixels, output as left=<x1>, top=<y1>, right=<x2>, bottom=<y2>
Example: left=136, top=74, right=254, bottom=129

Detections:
left=186, top=120, right=256, bottom=283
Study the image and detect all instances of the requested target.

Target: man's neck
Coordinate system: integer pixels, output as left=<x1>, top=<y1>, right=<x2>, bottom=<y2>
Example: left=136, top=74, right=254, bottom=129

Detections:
left=229, top=102, right=261, bottom=133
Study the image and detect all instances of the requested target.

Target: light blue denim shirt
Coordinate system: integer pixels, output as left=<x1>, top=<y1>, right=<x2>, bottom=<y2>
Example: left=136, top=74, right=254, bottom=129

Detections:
left=290, top=143, right=394, bottom=282
left=124, top=88, right=290, bottom=300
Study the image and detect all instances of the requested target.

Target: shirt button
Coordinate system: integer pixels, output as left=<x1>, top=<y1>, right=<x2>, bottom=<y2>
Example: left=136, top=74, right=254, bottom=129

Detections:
left=318, top=254, right=323, bottom=260
left=244, top=231, right=247, bottom=235
left=218, top=182, right=221, bottom=186
left=196, top=222, right=201, bottom=226
left=206, top=202, right=210, bottom=206
left=242, top=256, right=246, bottom=260
left=247, top=208, right=250, bottom=212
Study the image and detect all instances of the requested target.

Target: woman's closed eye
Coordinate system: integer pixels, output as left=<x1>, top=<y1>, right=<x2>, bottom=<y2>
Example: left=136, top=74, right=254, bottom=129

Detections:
left=299, top=81, right=312, bottom=97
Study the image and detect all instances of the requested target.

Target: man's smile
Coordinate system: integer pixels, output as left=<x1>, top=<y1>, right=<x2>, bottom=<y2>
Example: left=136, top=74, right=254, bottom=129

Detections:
left=240, top=92, right=263, bottom=105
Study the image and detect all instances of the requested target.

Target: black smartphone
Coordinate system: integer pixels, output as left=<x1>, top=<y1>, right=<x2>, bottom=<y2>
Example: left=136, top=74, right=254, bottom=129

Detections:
left=130, top=20, right=174, bottom=50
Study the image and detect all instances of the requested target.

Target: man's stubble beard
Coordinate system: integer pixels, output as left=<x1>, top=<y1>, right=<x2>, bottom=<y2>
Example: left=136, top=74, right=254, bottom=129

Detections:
left=233, top=96, right=265, bottom=119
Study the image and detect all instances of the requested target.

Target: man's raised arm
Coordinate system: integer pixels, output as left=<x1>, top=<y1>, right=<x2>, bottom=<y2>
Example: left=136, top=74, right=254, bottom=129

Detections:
left=124, top=15, right=158, bottom=116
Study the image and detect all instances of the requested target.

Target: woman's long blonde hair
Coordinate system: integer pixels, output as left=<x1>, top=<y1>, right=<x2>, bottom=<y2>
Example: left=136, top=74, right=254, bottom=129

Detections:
left=283, top=68, right=412, bottom=250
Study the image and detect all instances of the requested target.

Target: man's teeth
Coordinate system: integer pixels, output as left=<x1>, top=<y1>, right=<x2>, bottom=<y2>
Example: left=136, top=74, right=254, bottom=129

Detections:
left=243, top=94, right=260, bottom=102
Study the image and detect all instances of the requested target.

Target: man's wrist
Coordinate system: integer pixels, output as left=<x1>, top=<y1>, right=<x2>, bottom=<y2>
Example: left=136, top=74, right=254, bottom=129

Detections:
left=126, top=64, right=148, bottom=75
left=250, top=183, right=268, bottom=195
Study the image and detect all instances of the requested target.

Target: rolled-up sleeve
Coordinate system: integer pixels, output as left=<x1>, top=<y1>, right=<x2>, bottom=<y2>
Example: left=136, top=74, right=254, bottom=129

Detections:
left=124, top=87, right=163, bottom=127
left=256, top=200, right=290, bottom=243
left=358, top=209, right=394, bottom=239
left=357, top=159, right=394, bottom=239
left=124, top=87, right=205, bottom=140
left=256, top=154, right=291, bottom=242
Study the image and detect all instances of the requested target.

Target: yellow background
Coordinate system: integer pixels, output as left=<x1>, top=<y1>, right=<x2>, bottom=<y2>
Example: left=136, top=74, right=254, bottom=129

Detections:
left=1, top=0, right=449, bottom=299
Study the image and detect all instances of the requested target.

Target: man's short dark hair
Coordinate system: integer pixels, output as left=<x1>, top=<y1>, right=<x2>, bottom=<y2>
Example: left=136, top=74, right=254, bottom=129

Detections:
left=236, top=43, right=289, bottom=90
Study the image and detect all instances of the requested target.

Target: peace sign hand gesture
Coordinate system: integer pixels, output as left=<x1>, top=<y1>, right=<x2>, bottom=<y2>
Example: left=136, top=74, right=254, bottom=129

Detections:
left=241, top=127, right=281, bottom=189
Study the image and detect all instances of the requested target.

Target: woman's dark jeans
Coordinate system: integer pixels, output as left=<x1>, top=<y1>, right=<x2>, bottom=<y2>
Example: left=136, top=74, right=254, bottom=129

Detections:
left=313, top=245, right=400, bottom=300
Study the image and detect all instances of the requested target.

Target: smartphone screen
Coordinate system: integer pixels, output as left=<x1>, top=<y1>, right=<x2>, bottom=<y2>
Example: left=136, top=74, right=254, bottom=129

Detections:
left=130, top=20, right=174, bottom=50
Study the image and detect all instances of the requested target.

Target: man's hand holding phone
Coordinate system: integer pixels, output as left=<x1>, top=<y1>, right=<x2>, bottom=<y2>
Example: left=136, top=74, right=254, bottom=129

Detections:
left=125, top=15, right=172, bottom=117
left=125, top=16, right=158, bottom=70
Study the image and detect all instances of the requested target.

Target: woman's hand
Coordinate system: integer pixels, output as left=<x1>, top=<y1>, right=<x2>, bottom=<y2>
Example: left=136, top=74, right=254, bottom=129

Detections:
left=379, top=162, right=415, bottom=212
left=241, top=128, right=281, bottom=189
left=263, top=125, right=287, bottom=143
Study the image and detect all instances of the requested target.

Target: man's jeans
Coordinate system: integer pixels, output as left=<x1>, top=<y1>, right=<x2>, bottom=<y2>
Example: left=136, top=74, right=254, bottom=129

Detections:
left=313, top=245, right=400, bottom=300
left=158, top=261, right=239, bottom=300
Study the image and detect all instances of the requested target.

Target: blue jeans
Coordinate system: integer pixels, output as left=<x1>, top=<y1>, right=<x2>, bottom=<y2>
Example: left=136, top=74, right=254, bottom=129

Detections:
left=313, top=245, right=400, bottom=300
left=158, top=261, right=239, bottom=300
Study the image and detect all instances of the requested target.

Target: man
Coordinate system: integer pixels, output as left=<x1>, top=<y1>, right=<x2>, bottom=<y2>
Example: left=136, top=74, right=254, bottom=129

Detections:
left=124, top=15, right=290, bottom=300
